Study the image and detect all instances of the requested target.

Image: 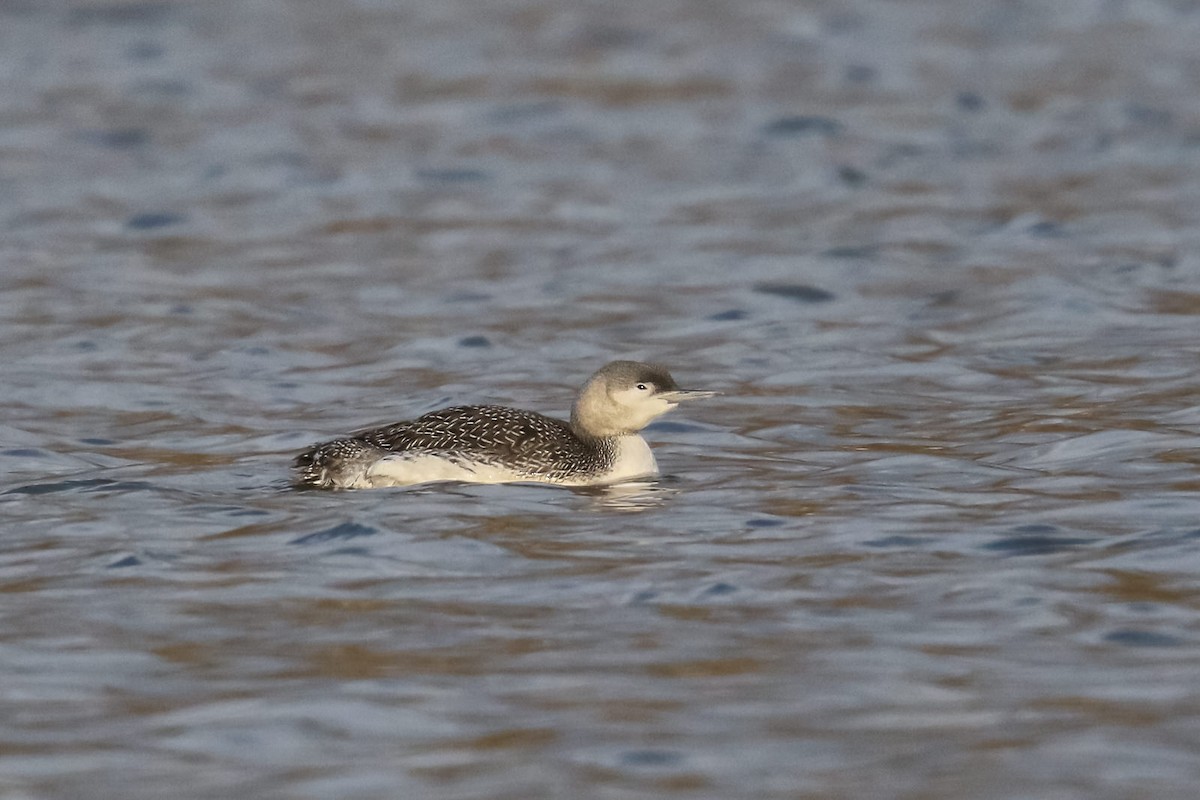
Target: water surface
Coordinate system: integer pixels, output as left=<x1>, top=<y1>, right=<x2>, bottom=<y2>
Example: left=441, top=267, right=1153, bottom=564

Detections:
left=3, top=1, right=1200, bottom=798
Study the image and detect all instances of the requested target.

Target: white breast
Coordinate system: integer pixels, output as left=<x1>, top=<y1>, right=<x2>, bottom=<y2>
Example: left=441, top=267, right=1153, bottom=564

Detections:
left=596, top=435, right=659, bottom=484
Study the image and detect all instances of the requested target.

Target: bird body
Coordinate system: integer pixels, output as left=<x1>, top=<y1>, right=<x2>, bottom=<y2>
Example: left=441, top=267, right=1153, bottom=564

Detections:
left=293, top=361, right=714, bottom=489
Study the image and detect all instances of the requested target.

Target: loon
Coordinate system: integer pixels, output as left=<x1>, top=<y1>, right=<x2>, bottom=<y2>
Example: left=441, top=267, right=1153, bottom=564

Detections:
left=293, top=360, right=716, bottom=489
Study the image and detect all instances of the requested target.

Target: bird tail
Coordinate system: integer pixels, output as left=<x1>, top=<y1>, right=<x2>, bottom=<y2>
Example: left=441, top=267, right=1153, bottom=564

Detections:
left=292, top=438, right=379, bottom=489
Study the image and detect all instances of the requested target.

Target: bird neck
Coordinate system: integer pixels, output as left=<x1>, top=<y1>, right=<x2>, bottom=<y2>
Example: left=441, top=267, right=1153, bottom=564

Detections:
left=570, top=393, right=633, bottom=439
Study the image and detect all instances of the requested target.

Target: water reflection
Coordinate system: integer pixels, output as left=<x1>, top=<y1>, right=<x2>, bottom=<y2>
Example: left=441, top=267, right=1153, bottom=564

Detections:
left=571, top=479, right=677, bottom=511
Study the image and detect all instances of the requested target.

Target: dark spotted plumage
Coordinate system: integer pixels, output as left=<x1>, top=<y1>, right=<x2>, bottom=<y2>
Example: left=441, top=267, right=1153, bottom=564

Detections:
left=294, top=406, right=615, bottom=488
left=292, top=360, right=715, bottom=490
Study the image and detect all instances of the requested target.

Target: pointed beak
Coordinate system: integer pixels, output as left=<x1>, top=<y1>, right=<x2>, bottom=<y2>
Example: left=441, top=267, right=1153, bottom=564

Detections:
left=657, top=389, right=719, bottom=402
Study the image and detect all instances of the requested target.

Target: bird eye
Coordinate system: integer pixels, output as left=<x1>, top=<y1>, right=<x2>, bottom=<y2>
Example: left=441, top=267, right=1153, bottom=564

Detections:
left=636, top=383, right=649, bottom=391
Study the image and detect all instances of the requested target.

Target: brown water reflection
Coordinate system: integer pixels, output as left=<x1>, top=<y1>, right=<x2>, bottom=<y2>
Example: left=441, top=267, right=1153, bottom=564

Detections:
left=3, top=0, right=1200, bottom=798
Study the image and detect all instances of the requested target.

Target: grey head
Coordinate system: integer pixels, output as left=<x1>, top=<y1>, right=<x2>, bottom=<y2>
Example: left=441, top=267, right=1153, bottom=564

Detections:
left=569, top=360, right=717, bottom=438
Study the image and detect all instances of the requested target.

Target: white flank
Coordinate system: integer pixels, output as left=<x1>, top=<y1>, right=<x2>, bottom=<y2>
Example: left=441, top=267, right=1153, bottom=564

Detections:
left=363, top=453, right=524, bottom=488
left=354, top=434, right=660, bottom=488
